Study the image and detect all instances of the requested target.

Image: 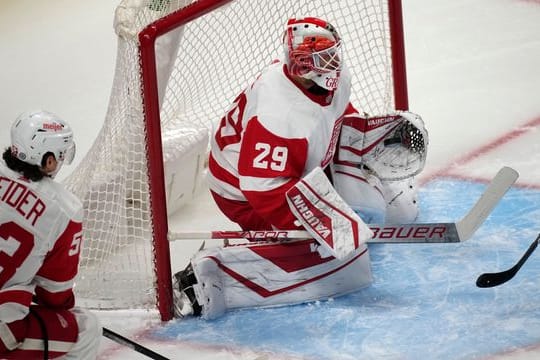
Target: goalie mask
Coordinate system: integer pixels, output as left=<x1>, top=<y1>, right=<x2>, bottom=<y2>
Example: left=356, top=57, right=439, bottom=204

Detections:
left=11, top=110, right=76, bottom=174
left=283, top=17, right=343, bottom=90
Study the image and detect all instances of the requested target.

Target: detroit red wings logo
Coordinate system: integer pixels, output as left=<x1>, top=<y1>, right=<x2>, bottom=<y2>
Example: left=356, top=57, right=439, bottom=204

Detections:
left=321, top=116, right=343, bottom=168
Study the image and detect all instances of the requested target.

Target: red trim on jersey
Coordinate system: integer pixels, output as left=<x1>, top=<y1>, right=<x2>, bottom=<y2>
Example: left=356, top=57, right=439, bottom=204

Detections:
left=208, top=153, right=240, bottom=189
left=34, top=287, right=74, bottom=309
left=37, top=220, right=81, bottom=282
left=32, top=220, right=80, bottom=309
left=0, top=289, right=32, bottom=308
left=243, top=178, right=300, bottom=230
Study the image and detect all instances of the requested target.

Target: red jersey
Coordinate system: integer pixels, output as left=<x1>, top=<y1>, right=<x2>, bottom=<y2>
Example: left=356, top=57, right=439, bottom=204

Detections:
left=208, top=60, right=352, bottom=229
left=0, top=162, right=82, bottom=323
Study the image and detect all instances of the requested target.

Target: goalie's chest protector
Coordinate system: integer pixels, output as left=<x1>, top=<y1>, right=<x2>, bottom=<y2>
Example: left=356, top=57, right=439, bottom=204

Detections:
left=248, top=62, right=352, bottom=175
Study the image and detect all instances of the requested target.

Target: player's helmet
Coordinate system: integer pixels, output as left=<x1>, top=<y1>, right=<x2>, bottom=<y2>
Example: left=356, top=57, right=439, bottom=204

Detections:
left=10, top=110, right=76, bottom=169
left=283, top=17, right=342, bottom=90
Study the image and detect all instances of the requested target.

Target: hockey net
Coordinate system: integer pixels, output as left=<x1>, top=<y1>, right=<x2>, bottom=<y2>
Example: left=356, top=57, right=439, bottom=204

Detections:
left=63, top=0, right=408, bottom=321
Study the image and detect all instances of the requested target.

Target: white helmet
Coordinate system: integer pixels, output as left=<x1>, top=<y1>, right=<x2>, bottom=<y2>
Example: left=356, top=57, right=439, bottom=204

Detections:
left=283, top=17, right=343, bottom=90
left=10, top=110, right=76, bottom=169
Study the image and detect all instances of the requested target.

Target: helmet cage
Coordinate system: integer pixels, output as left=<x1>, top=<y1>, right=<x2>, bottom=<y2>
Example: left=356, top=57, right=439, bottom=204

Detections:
left=283, top=17, right=343, bottom=89
left=310, top=41, right=342, bottom=73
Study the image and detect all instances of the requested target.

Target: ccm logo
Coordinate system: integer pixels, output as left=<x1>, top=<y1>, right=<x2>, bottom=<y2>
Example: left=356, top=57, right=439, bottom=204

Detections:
left=370, top=226, right=446, bottom=239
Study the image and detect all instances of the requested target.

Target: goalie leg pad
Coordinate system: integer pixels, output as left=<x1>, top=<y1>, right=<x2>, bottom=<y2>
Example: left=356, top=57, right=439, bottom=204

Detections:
left=332, top=163, right=386, bottom=223
left=382, top=177, right=419, bottom=223
left=186, top=241, right=372, bottom=317
left=191, top=256, right=226, bottom=320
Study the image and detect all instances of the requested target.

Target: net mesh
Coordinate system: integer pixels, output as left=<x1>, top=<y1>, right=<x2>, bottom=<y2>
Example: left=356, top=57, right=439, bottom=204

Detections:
left=63, top=0, right=402, bottom=311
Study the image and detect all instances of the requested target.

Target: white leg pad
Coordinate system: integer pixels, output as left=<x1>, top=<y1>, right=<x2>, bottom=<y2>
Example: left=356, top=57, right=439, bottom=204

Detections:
left=191, top=255, right=226, bottom=320
left=332, top=163, right=386, bottom=223
left=382, top=177, right=419, bottom=223
left=190, top=241, right=372, bottom=317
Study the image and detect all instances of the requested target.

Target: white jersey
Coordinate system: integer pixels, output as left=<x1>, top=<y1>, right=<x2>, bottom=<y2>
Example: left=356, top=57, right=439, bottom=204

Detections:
left=208, top=59, right=352, bottom=229
left=0, top=162, right=83, bottom=322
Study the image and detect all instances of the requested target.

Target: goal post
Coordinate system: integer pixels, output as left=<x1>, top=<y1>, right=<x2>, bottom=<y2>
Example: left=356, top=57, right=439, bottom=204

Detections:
left=65, top=0, right=409, bottom=321
left=138, top=0, right=233, bottom=321
left=388, top=0, right=408, bottom=110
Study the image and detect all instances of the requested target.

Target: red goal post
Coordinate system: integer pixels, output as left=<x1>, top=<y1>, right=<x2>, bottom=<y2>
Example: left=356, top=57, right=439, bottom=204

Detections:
left=65, top=0, right=408, bottom=321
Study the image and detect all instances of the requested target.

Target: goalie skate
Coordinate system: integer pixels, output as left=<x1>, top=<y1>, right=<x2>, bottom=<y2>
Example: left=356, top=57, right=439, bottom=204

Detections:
left=172, top=264, right=201, bottom=318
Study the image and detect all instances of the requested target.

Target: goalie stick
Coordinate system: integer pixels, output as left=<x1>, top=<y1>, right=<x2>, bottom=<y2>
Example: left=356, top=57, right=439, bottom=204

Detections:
left=103, top=327, right=169, bottom=360
left=476, top=233, right=540, bottom=288
left=169, top=166, right=518, bottom=244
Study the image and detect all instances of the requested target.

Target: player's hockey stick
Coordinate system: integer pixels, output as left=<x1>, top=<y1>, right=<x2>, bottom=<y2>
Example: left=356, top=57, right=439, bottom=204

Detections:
left=476, top=233, right=540, bottom=288
left=169, top=166, right=518, bottom=244
left=103, top=327, right=170, bottom=360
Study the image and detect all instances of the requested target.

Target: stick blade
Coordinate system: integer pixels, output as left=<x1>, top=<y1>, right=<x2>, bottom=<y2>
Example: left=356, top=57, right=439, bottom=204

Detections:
left=476, top=234, right=540, bottom=288
left=456, top=166, right=518, bottom=241
left=475, top=272, right=512, bottom=288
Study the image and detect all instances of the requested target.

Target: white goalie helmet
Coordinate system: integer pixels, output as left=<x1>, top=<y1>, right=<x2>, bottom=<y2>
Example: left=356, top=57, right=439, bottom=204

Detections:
left=283, top=17, right=343, bottom=90
left=10, top=110, right=76, bottom=169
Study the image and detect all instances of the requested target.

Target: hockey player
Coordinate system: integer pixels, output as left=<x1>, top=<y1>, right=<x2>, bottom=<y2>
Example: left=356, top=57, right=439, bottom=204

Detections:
left=173, top=17, right=428, bottom=319
left=0, top=110, right=101, bottom=359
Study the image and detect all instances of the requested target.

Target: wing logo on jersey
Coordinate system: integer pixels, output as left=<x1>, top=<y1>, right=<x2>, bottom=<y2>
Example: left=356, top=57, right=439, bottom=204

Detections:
left=320, top=116, right=343, bottom=168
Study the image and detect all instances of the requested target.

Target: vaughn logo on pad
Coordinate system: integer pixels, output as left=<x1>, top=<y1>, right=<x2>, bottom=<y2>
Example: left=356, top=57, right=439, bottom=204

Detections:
left=285, top=167, right=373, bottom=259
left=288, top=191, right=333, bottom=242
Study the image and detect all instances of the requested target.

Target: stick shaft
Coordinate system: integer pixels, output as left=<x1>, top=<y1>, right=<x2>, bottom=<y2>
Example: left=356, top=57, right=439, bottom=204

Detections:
left=103, top=327, right=169, bottom=360
left=169, top=166, right=517, bottom=244
left=170, top=223, right=459, bottom=243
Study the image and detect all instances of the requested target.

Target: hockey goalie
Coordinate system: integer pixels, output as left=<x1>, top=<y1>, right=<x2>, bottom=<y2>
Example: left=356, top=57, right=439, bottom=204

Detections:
left=173, top=16, right=428, bottom=319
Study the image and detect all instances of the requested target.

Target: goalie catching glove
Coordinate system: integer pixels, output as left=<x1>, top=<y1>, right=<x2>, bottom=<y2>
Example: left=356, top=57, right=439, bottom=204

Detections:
left=338, top=110, right=428, bottom=181
left=383, top=111, right=427, bottom=154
